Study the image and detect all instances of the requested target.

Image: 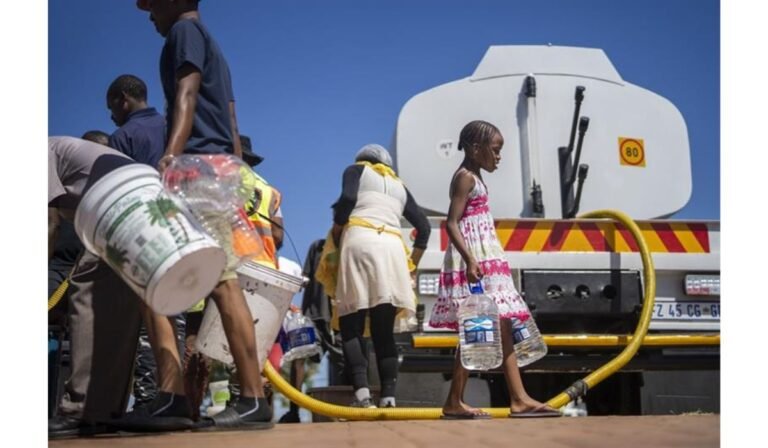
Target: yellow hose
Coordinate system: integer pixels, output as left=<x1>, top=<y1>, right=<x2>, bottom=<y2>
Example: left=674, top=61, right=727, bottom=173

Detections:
left=264, top=361, right=516, bottom=419
left=413, top=333, right=719, bottom=348
left=546, top=209, right=656, bottom=409
left=265, top=209, right=656, bottom=419
left=48, top=279, right=69, bottom=311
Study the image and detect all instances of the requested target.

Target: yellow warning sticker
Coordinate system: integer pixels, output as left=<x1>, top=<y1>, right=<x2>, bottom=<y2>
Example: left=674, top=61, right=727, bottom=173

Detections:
left=619, top=137, right=645, bottom=167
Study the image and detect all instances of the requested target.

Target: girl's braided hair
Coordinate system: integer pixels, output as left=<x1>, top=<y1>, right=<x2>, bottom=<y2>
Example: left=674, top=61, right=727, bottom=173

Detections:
left=458, top=120, right=500, bottom=152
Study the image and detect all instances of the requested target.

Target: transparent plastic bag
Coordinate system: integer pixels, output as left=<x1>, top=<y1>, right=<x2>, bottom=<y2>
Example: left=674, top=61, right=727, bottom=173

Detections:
left=163, top=154, right=264, bottom=265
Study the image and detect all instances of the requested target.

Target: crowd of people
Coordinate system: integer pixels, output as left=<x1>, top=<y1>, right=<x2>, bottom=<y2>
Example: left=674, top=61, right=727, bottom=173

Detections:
left=48, top=0, right=557, bottom=439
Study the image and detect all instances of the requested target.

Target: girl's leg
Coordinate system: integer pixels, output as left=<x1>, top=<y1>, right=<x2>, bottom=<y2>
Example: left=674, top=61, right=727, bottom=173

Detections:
left=339, top=309, right=372, bottom=403
left=500, top=319, right=558, bottom=414
left=368, top=304, right=399, bottom=407
left=442, top=346, right=490, bottom=417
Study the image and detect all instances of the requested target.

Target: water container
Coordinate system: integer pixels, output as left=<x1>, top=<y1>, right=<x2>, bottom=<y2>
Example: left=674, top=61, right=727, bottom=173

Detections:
left=283, top=310, right=322, bottom=363
left=509, top=315, right=548, bottom=367
left=74, top=164, right=226, bottom=315
left=458, top=284, right=502, bottom=370
left=206, top=361, right=231, bottom=417
left=196, top=261, right=304, bottom=368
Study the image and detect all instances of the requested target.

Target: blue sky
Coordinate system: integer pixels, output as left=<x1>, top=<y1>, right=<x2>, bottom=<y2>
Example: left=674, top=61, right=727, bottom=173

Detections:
left=49, top=0, right=719, bottom=265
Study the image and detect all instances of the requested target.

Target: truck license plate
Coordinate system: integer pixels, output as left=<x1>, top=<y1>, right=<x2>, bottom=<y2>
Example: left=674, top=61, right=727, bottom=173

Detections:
left=653, top=302, right=720, bottom=320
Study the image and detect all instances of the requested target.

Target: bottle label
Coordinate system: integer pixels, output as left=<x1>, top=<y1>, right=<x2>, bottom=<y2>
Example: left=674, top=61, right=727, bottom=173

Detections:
left=512, top=325, right=530, bottom=344
left=463, top=316, right=495, bottom=344
left=288, top=327, right=317, bottom=349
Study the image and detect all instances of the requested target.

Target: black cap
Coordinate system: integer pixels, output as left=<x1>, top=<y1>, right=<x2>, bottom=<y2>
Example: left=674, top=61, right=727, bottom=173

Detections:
left=240, top=135, right=264, bottom=166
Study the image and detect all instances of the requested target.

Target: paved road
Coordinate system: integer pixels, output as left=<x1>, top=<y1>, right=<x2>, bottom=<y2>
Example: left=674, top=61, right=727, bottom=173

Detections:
left=50, top=414, right=719, bottom=448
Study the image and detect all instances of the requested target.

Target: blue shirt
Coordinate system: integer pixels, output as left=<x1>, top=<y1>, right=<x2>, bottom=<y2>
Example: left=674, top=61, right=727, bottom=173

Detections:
left=160, top=18, right=235, bottom=155
left=108, top=107, right=166, bottom=167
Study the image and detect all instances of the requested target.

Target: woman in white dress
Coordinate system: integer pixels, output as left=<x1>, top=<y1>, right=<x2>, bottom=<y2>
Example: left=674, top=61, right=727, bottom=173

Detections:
left=331, top=144, right=430, bottom=408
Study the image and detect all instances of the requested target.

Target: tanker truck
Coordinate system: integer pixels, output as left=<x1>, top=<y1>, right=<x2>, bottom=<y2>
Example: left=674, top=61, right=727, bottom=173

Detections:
left=392, top=45, right=719, bottom=415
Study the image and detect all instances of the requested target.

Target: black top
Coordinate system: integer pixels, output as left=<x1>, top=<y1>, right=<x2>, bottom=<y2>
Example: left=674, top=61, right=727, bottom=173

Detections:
left=301, top=239, right=331, bottom=322
left=332, top=164, right=431, bottom=249
left=160, top=18, right=236, bottom=154
left=108, top=107, right=166, bottom=167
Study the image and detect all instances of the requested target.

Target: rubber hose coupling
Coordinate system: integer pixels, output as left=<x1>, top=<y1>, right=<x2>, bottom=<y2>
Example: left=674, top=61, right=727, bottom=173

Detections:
left=564, top=380, right=589, bottom=401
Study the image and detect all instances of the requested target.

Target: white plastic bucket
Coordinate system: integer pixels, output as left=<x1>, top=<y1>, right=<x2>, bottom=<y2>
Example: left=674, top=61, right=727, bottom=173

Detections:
left=196, top=261, right=305, bottom=368
left=74, top=164, right=227, bottom=315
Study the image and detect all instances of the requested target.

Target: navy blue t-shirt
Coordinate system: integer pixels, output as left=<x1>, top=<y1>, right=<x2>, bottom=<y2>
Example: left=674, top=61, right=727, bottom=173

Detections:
left=108, top=107, right=166, bottom=167
left=160, top=18, right=235, bottom=154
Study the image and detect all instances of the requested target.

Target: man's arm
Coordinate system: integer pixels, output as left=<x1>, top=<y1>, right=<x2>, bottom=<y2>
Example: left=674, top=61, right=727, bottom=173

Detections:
left=229, top=101, right=242, bottom=158
left=158, top=63, right=201, bottom=172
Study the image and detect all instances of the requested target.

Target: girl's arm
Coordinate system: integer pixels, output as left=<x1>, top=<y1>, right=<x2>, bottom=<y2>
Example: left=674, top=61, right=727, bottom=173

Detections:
left=446, top=170, right=483, bottom=283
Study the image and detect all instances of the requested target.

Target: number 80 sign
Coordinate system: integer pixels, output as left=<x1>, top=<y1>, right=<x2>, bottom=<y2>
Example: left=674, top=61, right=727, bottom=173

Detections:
left=619, top=137, right=646, bottom=167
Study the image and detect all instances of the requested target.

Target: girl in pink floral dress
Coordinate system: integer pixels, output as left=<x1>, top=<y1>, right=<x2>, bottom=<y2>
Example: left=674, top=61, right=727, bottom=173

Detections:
left=429, top=120, right=560, bottom=419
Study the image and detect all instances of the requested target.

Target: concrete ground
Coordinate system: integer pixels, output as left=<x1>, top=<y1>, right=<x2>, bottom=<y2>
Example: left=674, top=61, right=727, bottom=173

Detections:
left=50, top=414, right=719, bottom=448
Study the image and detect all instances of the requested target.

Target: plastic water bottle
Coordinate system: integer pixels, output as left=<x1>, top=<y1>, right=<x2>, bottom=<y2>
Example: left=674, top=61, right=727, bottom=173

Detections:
left=509, top=316, right=548, bottom=367
left=458, top=284, right=502, bottom=370
left=162, top=154, right=264, bottom=264
left=206, top=361, right=231, bottom=417
left=282, top=310, right=322, bottom=362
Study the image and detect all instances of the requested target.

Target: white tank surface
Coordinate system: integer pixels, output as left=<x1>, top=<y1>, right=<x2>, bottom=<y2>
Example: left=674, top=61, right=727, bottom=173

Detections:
left=393, top=45, right=691, bottom=219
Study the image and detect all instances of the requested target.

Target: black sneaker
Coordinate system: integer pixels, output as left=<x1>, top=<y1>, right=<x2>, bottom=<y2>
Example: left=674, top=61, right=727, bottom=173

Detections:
left=110, top=392, right=195, bottom=432
left=232, top=396, right=273, bottom=423
left=132, top=391, right=192, bottom=418
left=48, top=415, right=109, bottom=439
left=195, top=397, right=274, bottom=431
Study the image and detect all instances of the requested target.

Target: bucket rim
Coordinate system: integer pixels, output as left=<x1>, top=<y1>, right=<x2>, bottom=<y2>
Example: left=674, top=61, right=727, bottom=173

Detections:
left=236, top=261, right=306, bottom=293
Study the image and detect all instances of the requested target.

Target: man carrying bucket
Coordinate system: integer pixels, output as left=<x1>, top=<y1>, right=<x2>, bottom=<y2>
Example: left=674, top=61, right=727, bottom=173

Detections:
left=130, top=0, right=273, bottom=431
left=48, top=136, right=145, bottom=438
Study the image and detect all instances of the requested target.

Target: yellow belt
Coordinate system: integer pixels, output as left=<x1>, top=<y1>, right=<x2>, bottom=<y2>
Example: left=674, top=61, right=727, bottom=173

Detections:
left=347, top=217, right=415, bottom=272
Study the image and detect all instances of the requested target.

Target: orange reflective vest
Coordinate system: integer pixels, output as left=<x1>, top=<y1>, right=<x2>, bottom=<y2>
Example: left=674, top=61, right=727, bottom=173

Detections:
left=243, top=170, right=281, bottom=269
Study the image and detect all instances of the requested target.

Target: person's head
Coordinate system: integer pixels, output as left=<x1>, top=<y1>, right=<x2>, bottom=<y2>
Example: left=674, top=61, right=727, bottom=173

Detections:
left=240, top=135, right=264, bottom=167
left=80, top=130, right=110, bottom=146
left=458, top=120, right=503, bottom=173
left=354, top=144, right=393, bottom=167
left=106, top=74, right=148, bottom=126
left=137, top=0, right=200, bottom=37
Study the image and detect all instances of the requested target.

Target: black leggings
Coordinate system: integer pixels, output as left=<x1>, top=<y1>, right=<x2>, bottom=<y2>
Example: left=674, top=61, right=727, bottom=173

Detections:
left=339, top=304, right=399, bottom=398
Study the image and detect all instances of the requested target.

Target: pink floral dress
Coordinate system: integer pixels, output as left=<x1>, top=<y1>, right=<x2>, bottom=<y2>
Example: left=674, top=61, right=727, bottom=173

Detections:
left=428, top=173, right=531, bottom=330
